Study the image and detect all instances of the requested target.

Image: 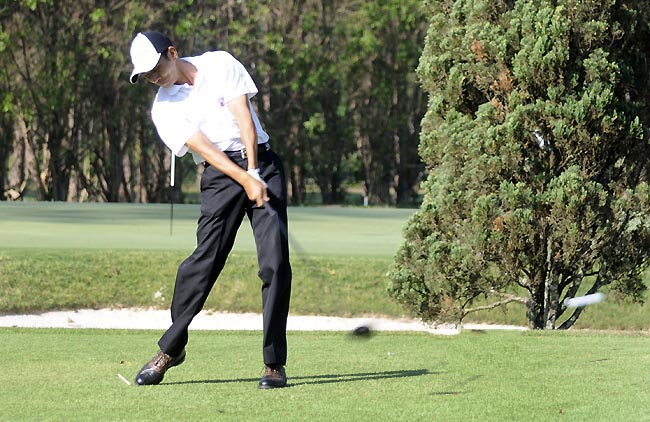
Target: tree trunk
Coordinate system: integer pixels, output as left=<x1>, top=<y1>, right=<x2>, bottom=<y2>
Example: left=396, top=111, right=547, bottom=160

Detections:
left=0, top=118, right=13, bottom=200
left=528, top=270, right=546, bottom=329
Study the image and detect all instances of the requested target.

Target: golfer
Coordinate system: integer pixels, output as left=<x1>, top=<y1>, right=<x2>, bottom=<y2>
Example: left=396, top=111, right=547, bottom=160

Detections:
left=128, top=31, right=292, bottom=389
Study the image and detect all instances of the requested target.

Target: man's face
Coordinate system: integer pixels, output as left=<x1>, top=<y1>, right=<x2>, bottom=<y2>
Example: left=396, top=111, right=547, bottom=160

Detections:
left=142, top=50, right=175, bottom=87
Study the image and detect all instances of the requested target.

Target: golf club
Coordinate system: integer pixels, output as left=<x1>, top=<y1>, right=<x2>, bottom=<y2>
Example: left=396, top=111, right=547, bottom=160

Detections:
left=169, top=153, right=176, bottom=235
left=263, top=201, right=308, bottom=258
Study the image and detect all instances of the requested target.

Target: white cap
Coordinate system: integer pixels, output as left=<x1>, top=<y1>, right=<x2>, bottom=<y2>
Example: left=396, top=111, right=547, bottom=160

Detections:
left=129, top=31, right=173, bottom=83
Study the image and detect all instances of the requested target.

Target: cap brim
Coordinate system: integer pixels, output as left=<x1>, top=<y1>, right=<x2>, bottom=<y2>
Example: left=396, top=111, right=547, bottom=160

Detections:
left=129, top=32, right=163, bottom=84
left=129, top=55, right=159, bottom=84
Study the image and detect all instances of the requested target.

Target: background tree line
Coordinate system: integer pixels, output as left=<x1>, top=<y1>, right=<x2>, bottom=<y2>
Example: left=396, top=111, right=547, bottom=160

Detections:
left=0, top=0, right=426, bottom=206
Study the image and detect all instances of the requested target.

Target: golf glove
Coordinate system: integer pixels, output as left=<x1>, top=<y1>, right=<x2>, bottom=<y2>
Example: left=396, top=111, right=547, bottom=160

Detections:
left=247, top=168, right=268, bottom=188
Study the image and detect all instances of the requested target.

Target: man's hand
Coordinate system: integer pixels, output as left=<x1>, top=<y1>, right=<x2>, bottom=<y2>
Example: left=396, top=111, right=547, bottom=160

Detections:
left=242, top=172, right=269, bottom=206
left=186, top=131, right=268, bottom=206
left=247, top=168, right=268, bottom=187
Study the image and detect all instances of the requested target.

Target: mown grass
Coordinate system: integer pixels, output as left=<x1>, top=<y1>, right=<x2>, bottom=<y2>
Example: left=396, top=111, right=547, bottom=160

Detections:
left=1, top=202, right=649, bottom=421
left=0, top=201, right=413, bottom=255
left=2, top=248, right=648, bottom=329
left=1, top=328, right=648, bottom=421
left=0, top=202, right=648, bottom=330
left=0, top=249, right=404, bottom=318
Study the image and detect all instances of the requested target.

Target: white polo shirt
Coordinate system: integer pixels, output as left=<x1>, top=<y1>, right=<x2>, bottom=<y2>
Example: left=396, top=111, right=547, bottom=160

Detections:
left=150, top=51, right=269, bottom=164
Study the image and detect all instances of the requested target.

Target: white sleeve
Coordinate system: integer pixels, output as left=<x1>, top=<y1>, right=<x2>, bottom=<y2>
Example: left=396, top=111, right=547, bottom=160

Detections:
left=220, top=52, right=259, bottom=102
left=151, top=102, right=195, bottom=157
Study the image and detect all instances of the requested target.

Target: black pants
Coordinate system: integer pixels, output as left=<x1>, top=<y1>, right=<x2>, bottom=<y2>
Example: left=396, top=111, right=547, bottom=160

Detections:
left=158, top=148, right=292, bottom=366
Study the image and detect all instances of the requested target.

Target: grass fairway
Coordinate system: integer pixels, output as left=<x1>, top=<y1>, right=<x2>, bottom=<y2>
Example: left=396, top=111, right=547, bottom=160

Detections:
left=0, top=202, right=413, bottom=318
left=1, top=202, right=649, bottom=328
left=1, top=203, right=649, bottom=420
left=2, top=328, right=648, bottom=421
left=0, top=201, right=413, bottom=255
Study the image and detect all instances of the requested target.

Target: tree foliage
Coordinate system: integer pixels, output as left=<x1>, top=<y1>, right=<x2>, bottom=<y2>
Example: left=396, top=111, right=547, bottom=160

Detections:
left=389, top=0, right=650, bottom=329
left=1, top=0, right=168, bottom=202
left=0, top=0, right=426, bottom=205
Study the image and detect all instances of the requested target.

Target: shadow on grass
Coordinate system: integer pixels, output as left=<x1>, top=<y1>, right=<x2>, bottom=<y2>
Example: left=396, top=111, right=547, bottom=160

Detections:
left=164, top=369, right=436, bottom=387
left=430, top=374, right=484, bottom=396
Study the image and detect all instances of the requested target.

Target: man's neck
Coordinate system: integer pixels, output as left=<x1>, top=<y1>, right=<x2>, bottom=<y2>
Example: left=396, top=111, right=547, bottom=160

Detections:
left=175, top=59, right=198, bottom=86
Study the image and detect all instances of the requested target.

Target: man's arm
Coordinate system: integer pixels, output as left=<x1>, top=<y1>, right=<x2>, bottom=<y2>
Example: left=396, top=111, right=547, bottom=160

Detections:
left=185, top=131, right=268, bottom=206
left=227, top=94, right=258, bottom=170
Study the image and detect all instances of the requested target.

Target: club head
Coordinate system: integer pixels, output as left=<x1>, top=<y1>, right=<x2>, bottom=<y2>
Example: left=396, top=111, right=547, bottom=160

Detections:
left=349, top=324, right=374, bottom=339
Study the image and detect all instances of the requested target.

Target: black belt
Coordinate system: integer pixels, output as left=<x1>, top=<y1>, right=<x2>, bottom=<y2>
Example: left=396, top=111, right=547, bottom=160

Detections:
left=226, top=142, right=271, bottom=160
left=204, top=143, right=271, bottom=167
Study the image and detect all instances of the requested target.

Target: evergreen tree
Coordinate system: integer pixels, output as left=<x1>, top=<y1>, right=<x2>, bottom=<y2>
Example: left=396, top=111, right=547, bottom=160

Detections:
left=389, top=0, right=650, bottom=329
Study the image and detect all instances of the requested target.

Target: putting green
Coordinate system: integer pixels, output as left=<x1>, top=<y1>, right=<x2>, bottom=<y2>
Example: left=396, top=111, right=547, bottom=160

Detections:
left=0, top=202, right=415, bottom=256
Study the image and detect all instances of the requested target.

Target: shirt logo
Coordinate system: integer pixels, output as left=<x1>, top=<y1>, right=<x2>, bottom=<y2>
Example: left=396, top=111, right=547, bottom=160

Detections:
left=218, top=97, right=226, bottom=107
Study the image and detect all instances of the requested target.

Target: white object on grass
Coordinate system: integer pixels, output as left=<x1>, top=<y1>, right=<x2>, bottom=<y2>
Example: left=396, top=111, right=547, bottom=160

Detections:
left=564, top=292, right=605, bottom=308
left=118, top=373, right=131, bottom=386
